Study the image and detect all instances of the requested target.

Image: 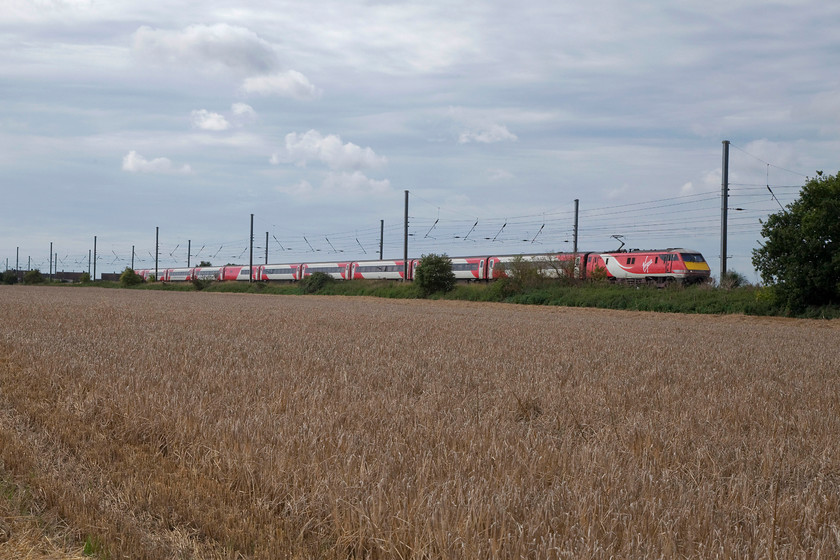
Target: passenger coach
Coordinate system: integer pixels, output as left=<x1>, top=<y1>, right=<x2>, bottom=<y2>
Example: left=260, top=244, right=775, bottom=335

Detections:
left=147, top=248, right=710, bottom=286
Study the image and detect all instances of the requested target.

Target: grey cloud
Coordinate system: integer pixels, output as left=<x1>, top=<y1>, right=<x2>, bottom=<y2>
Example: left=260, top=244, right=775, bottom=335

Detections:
left=132, top=23, right=279, bottom=74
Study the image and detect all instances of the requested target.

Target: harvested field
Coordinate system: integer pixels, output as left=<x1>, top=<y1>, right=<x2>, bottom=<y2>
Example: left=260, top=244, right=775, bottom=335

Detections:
left=1, top=286, right=839, bottom=559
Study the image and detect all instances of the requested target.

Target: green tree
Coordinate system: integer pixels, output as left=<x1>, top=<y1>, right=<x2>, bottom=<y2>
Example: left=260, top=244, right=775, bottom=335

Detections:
left=2, top=270, right=17, bottom=285
left=192, top=277, right=214, bottom=291
left=495, top=255, right=549, bottom=296
left=718, top=270, right=749, bottom=290
left=23, top=269, right=45, bottom=284
left=119, top=267, right=145, bottom=286
left=414, top=254, right=456, bottom=296
left=299, top=271, right=335, bottom=294
left=752, top=171, right=840, bottom=310
left=198, top=261, right=212, bottom=267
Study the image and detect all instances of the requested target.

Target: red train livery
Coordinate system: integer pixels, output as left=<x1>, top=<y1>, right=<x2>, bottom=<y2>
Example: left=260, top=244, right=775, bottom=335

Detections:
left=137, top=248, right=710, bottom=285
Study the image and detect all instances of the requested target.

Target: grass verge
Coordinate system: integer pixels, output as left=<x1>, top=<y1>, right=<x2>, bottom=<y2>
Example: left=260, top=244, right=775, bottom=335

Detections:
left=54, top=278, right=840, bottom=318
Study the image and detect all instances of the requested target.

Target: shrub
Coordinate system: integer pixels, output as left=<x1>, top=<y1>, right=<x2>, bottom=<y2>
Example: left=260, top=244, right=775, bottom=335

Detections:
left=495, top=255, right=558, bottom=297
left=2, top=270, right=17, bottom=285
left=119, top=267, right=145, bottom=287
left=587, top=265, right=608, bottom=283
left=299, top=272, right=335, bottom=294
left=192, top=278, right=214, bottom=291
left=78, top=272, right=91, bottom=284
left=719, top=270, right=749, bottom=290
left=23, top=269, right=45, bottom=284
left=414, top=254, right=456, bottom=297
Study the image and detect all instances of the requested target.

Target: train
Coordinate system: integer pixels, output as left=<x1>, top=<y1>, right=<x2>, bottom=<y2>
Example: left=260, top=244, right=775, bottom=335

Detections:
left=136, top=248, right=711, bottom=285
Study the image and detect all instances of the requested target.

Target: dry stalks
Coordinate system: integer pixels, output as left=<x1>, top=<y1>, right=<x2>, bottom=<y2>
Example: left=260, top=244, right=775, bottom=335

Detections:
left=0, top=469, right=88, bottom=559
left=0, top=286, right=839, bottom=558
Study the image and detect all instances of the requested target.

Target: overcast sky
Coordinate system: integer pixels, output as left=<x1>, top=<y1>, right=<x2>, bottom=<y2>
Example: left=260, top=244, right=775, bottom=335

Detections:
left=2, top=0, right=838, bottom=280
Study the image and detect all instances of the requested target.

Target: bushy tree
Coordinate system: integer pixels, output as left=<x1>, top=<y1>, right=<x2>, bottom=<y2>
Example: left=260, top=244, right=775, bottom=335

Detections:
left=752, top=171, right=840, bottom=310
left=119, top=267, right=145, bottom=286
left=299, top=271, right=335, bottom=294
left=414, top=254, right=456, bottom=296
left=23, top=269, right=45, bottom=284
left=496, top=255, right=549, bottom=295
left=719, top=270, right=749, bottom=290
left=192, top=277, right=213, bottom=291
left=2, top=270, right=17, bottom=285
left=78, top=272, right=91, bottom=283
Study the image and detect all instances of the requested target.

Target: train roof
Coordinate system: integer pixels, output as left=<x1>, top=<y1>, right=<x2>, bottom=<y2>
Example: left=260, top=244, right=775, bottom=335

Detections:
left=610, top=248, right=702, bottom=253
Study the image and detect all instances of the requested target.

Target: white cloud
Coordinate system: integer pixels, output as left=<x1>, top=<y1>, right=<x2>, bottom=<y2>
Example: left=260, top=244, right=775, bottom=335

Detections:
left=275, top=180, right=315, bottom=197
left=231, top=102, right=256, bottom=120
left=273, top=130, right=386, bottom=171
left=121, top=150, right=192, bottom=174
left=270, top=131, right=391, bottom=200
left=132, top=24, right=278, bottom=74
left=190, top=109, right=230, bottom=131
left=606, top=184, right=629, bottom=200
left=4, top=0, right=95, bottom=23
left=240, top=70, right=321, bottom=99
left=275, top=172, right=390, bottom=200
left=703, top=169, right=722, bottom=189
left=448, top=108, right=518, bottom=144
left=742, top=139, right=801, bottom=173
left=458, top=123, right=518, bottom=144
left=487, top=168, right=514, bottom=182
left=322, top=171, right=391, bottom=196
left=190, top=104, right=257, bottom=131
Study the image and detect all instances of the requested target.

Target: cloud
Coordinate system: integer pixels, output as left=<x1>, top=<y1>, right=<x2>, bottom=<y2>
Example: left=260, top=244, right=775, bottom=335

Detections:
left=240, top=70, right=321, bottom=99
left=322, top=171, right=391, bottom=195
left=487, top=168, right=515, bottom=182
left=270, top=131, right=390, bottom=200
left=190, top=104, right=257, bottom=131
left=458, top=123, right=518, bottom=144
left=742, top=139, right=802, bottom=173
left=448, top=108, right=518, bottom=144
left=190, top=109, right=230, bottom=131
left=121, top=151, right=192, bottom=174
left=275, top=172, right=390, bottom=200
left=231, top=102, right=256, bottom=120
left=606, top=184, right=629, bottom=200
left=132, top=24, right=278, bottom=74
left=273, top=130, right=387, bottom=171
left=275, top=180, right=315, bottom=197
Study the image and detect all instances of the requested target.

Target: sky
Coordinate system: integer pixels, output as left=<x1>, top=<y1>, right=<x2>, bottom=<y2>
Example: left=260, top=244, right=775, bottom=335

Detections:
left=2, top=0, right=839, bottom=281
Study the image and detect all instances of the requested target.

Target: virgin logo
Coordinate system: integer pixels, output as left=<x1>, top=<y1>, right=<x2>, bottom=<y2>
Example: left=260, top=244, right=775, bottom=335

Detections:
left=642, top=256, right=654, bottom=273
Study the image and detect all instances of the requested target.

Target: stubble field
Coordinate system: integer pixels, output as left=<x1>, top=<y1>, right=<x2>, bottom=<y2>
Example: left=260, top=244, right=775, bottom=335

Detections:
left=0, top=286, right=839, bottom=559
